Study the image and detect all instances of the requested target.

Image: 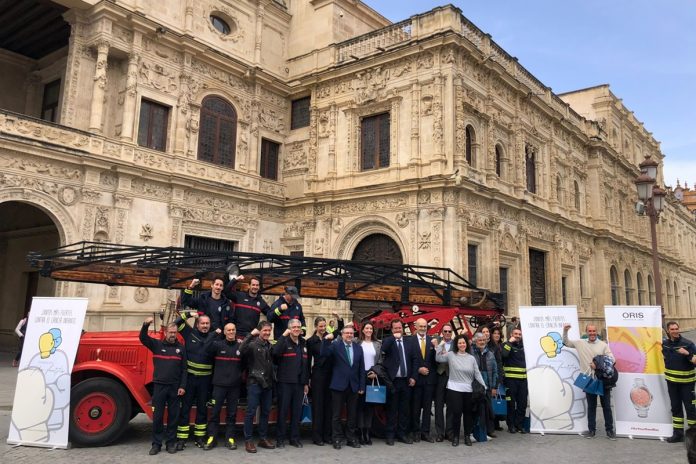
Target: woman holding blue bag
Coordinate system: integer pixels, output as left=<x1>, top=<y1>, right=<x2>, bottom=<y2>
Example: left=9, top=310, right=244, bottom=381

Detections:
left=357, top=322, right=382, bottom=445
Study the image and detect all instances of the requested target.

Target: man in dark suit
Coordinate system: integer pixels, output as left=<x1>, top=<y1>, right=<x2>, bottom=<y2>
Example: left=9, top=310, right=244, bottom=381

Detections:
left=322, top=326, right=366, bottom=449
left=410, top=318, right=438, bottom=442
left=381, top=319, right=417, bottom=445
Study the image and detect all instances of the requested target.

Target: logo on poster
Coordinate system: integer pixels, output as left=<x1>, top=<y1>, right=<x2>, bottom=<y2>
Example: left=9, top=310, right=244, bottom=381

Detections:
left=622, top=312, right=644, bottom=320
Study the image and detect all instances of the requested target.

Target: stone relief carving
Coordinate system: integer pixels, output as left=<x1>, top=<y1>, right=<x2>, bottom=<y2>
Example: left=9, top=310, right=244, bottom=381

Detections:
left=354, top=66, right=387, bottom=104
left=396, top=212, right=410, bottom=228
left=418, top=232, right=431, bottom=249
left=134, top=287, right=149, bottom=303
left=0, top=114, right=90, bottom=150
left=140, top=224, right=154, bottom=241
left=142, top=37, right=184, bottom=64
left=95, top=207, right=110, bottom=235
left=138, top=61, right=178, bottom=94
left=184, top=190, right=246, bottom=212
left=132, top=178, right=172, bottom=200
left=333, top=195, right=407, bottom=215
left=205, top=5, right=245, bottom=43
left=191, top=59, right=250, bottom=93
left=332, top=217, right=343, bottom=234
left=59, top=186, right=79, bottom=206
left=0, top=172, right=60, bottom=196
left=182, top=207, right=247, bottom=228
left=258, top=107, right=285, bottom=133
left=99, top=172, right=117, bottom=188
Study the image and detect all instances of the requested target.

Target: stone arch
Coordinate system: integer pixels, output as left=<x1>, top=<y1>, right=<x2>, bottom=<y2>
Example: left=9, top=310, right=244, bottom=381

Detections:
left=334, top=216, right=408, bottom=264
left=0, top=188, right=77, bottom=245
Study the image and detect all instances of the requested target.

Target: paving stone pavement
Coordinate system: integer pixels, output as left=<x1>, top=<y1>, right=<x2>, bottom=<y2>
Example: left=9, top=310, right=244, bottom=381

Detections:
left=2, top=332, right=695, bottom=463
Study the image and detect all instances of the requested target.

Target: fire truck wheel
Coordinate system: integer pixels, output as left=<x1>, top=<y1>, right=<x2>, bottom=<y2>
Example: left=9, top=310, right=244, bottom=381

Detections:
left=69, top=377, right=132, bottom=447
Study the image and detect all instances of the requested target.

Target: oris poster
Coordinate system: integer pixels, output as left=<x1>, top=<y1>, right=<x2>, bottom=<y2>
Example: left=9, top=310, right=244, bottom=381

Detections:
left=605, top=305, right=671, bottom=439
left=519, top=306, right=588, bottom=434
left=7, top=297, right=88, bottom=449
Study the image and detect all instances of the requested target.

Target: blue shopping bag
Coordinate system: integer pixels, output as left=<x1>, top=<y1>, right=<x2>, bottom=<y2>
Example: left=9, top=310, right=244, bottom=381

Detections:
left=586, top=378, right=605, bottom=396
left=472, top=419, right=488, bottom=442
left=365, top=378, right=386, bottom=404
left=573, top=372, right=593, bottom=390
left=301, top=393, right=312, bottom=423
left=492, top=394, right=507, bottom=416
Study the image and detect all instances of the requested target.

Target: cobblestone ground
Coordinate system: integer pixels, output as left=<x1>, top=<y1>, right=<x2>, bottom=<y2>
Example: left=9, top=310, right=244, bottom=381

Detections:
left=1, top=335, right=693, bottom=464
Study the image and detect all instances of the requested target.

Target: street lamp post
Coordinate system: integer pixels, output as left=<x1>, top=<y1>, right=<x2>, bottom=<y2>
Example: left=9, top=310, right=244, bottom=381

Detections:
left=634, top=156, right=666, bottom=310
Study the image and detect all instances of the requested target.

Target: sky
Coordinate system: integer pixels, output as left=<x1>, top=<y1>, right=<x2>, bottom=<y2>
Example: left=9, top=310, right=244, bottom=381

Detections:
left=363, top=0, right=696, bottom=189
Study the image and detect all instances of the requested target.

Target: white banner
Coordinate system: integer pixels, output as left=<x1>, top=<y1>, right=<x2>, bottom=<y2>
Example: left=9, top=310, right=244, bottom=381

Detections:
left=605, top=305, right=671, bottom=439
left=519, top=306, right=588, bottom=434
left=7, top=297, right=88, bottom=449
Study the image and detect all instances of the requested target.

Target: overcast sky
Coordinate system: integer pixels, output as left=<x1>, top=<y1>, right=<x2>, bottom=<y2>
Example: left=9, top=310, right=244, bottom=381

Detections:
left=364, top=0, right=695, bottom=189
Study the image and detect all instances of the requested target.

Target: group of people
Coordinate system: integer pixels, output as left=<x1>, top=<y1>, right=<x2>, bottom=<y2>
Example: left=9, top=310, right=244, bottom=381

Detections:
left=138, top=274, right=696, bottom=457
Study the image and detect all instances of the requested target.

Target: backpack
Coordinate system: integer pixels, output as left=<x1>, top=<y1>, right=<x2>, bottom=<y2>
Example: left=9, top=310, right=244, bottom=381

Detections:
left=593, top=355, right=618, bottom=388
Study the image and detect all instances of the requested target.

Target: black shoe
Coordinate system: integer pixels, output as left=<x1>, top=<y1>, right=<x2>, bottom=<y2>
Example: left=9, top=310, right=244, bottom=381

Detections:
left=583, top=430, right=596, bottom=439
left=519, top=429, right=528, bottom=434
left=149, top=445, right=161, bottom=455
left=606, top=431, right=617, bottom=441
left=313, top=440, right=324, bottom=446
left=386, top=438, right=395, bottom=446
left=276, top=440, right=285, bottom=449
left=488, top=432, right=497, bottom=438
left=333, top=441, right=342, bottom=450
left=666, top=433, right=684, bottom=443
left=421, top=433, right=435, bottom=443
left=495, top=426, right=504, bottom=431
left=203, top=437, right=216, bottom=450
left=289, top=440, right=303, bottom=448
left=508, top=427, right=517, bottom=434
left=365, top=432, right=372, bottom=446
left=194, top=437, right=204, bottom=448
left=166, top=443, right=177, bottom=454
left=451, top=437, right=459, bottom=447
left=397, top=436, right=413, bottom=444
left=175, top=440, right=185, bottom=451
left=464, top=435, right=472, bottom=446
left=436, top=434, right=444, bottom=442
left=346, top=440, right=361, bottom=448
left=413, top=434, right=421, bottom=443
left=225, top=438, right=237, bottom=450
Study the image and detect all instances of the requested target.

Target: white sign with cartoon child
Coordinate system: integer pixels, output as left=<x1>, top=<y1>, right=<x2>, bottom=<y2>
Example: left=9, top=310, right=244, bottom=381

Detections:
left=7, top=297, right=88, bottom=449
left=519, top=306, right=588, bottom=434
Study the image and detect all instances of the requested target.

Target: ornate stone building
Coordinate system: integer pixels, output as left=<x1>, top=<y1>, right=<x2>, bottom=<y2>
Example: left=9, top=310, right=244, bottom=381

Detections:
left=1, top=1, right=695, bottom=348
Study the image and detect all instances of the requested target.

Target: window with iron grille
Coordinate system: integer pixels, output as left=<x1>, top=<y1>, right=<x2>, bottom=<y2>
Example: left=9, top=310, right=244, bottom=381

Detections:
left=467, top=243, right=478, bottom=287
left=138, top=99, right=169, bottom=151
left=361, top=113, right=390, bottom=171
left=198, top=96, right=237, bottom=168
left=184, top=235, right=238, bottom=269
left=291, top=96, right=310, bottom=129
left=41, top=79, right=61, bottom=122
left=260, top=138, right=280, bottom=180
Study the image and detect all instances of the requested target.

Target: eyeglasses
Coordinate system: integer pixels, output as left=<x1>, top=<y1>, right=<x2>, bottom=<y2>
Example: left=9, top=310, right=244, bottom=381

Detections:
left=442, top=330, right=452, bottom=333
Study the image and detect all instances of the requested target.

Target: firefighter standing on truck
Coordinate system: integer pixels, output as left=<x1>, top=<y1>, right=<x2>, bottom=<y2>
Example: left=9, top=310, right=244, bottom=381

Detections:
left=224, top=275, right=270, bottom=339
left=181, top=277, right=232, bottom=331
left=139, top=317, right=187, bottom=455
left=267, top=286, right=306, bottom=340
left=502, top=327, right=528, bottom=434
left=663, top=320, right=696, bottom=443
left=174, top=304, right=216, bottom=450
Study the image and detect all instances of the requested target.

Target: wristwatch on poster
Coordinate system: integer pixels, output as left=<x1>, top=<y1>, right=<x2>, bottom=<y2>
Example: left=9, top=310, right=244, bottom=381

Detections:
left=629, top=378, right=653, bottom=418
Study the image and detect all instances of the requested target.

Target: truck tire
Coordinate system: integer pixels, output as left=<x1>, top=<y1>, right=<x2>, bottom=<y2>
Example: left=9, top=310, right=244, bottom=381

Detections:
left=69, top=377, right=132, bottom=447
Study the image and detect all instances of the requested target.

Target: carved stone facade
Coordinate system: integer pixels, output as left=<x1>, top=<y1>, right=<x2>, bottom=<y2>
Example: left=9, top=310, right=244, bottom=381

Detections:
left=1, top=1, right=695, bottom=345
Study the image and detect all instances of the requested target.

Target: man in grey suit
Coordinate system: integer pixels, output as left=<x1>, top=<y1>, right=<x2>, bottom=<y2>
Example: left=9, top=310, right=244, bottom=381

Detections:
left=323, top=326, right=366, bottom=449
left=434, top=323, right=455, bottom=441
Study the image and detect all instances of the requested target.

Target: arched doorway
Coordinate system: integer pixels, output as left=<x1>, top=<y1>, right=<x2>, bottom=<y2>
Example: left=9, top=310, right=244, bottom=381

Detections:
left=0, top=201, right=60, bottom=350
left=350, top=233, right=403, bottom=322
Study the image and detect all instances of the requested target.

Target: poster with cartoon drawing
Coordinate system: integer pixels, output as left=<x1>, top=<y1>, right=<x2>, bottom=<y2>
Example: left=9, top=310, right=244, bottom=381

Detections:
left=7, top=297, right=88, bottom=449
left=519, top=306, right=588, bottom=434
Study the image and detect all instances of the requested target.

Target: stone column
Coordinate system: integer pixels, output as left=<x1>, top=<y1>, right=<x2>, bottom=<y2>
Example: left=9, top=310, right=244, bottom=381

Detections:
left=327, top=104, right=337, bottom=177
left=120, top=53, right=139, bottom=141
left=89, top=41, right=110, bottom=133
left=409, top=80, right=421, bottom=166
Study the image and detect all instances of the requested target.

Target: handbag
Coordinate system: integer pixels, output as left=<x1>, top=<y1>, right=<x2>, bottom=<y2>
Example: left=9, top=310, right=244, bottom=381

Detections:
left=586, top=377, right=605, bottom=396
left=365, top=378, right=387, bottom=404
left=573, top=372, right=593, bottom=390
left=472, top=417, right=488, bottom=442
left=301, top=393, right=312, bottom=423
left=492, top=393, right=507, bottom=416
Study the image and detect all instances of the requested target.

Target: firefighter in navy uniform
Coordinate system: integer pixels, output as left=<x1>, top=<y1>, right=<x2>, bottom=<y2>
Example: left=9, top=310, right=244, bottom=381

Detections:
left=267, top=286, right=306, bottom=340
left=181, top=277, right=232, bottom=331
left=224, top=275, right=270, bottom=339
left=139, top=317, right=187, bottom=455
left=272, top=318, right=310, bottom=448
left=202, top=322, right=244, bottom=451
left=174, top=311, right=215, bottom=450
left=502, top=327, right=528, bottom=434
left=663, top=321, right=696, bottom=443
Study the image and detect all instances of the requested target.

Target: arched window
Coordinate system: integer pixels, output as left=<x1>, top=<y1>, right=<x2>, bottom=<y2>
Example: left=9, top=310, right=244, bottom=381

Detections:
left=624, top=269, right=633, bottom=305
left=198, top=96, right=237, bottom=168
left=495, top=144, right=503, bottom=177
left=648, top=274, right=655, bottom=305
left=556, top=174, right=563, bottom=204
left=574, top=181, right=581, bottom=211
left=525, top=144, right=536, bottom=193
left=610, top=266, right=620, bottom=305
left=465, top=125, right=475, bottom=165
left=636, top=272, right=645, bottom=305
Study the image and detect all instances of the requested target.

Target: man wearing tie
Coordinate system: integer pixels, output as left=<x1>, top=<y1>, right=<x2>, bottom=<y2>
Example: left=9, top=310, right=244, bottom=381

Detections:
left=411, top=318, right=438, bottom=442
left=322, top=326, right=366, bottom=449
left=434, top=324, right=455, bottom=442
left=381, top=319, right=417, bottom=445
